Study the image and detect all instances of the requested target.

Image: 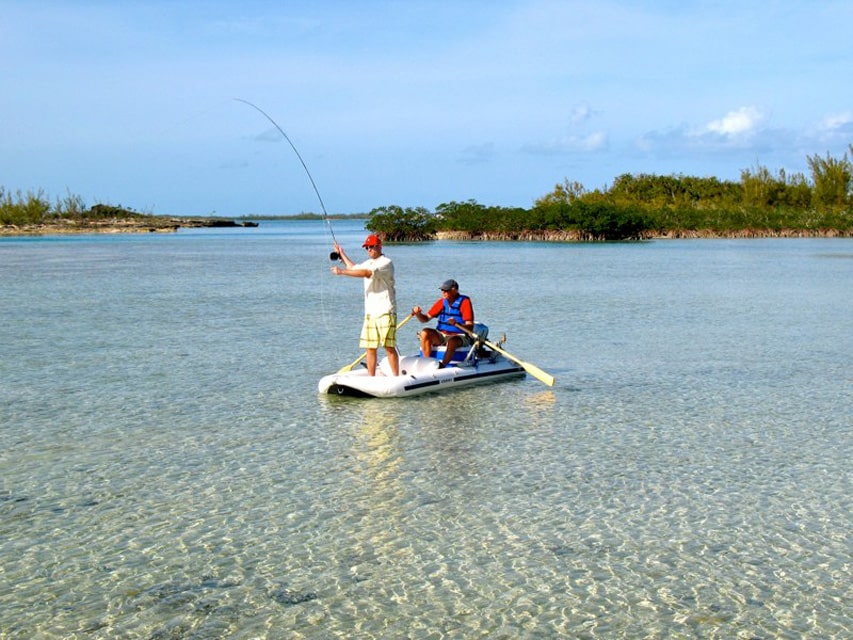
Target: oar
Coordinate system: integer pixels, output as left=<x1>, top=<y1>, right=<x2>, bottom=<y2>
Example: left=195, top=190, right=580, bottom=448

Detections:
left=455, top=323, right=556, bottom=387
left=336, top=313, right=415, bottom=373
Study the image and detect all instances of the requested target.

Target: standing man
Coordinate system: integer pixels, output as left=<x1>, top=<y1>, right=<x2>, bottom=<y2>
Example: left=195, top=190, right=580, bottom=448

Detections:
left=412, top=279, right=474, bottom=368
left=332, top=234, right=400, bottom=376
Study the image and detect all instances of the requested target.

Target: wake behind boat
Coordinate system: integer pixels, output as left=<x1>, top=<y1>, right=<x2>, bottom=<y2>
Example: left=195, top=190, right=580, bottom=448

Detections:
left=318, top=325, right=528, bottom=398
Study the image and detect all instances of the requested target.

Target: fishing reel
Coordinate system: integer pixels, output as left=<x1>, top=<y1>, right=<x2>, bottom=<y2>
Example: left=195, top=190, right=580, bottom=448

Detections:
left=329, top=251, right=341, bottom=262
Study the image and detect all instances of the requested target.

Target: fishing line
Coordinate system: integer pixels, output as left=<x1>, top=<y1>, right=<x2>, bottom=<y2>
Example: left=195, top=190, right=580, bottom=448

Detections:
left=234, top=98, right=341, bottom=258
left=234, top=98, right=347, bottom=347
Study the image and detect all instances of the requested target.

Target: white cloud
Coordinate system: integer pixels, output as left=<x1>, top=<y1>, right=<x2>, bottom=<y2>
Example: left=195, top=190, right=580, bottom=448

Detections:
left=819, top=111, right=853, bottom=132
left=704, top=107, right=765, bottom=137
left=637, top=105, right=784, bottom=161
left=569, top=102, right=594, bottom=126
left=522, top=132, right=608, bottom=156
left=575, top=132, right=608, bottom=152
left=516, top=101, right=608, bottom=156
left=808, top=111, right=853, bottom=150
left=639, top=106, right=777, bottom=155
left=458, top=142, right=496, bottom=165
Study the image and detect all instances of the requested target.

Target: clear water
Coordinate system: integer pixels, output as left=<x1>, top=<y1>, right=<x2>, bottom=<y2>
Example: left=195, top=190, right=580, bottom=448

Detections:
left=1, top=221, right=851, bottom=638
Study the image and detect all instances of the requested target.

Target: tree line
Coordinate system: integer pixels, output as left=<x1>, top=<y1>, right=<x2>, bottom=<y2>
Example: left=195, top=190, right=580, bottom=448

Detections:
left=368, top=146, right=853, bottom=240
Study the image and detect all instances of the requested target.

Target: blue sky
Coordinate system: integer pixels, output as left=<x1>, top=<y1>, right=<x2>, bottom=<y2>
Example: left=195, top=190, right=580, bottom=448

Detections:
left=3, top=1, right=852, bottom=216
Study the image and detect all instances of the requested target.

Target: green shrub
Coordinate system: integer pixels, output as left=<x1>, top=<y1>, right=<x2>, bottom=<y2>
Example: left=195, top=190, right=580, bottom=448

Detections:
left=571, top=202, right=651, bottom=240
left=0, top=188, right=51, bottom=225
left=367, top=205, right=437, bottom=241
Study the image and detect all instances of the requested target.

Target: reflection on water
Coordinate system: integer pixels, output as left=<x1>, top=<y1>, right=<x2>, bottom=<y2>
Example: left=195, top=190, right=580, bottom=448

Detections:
left=1, top=226, right=851, bottom=638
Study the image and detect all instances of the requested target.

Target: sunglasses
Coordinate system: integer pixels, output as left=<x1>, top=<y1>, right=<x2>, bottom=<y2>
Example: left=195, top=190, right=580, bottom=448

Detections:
left=364, top=245, right=379, bottom=250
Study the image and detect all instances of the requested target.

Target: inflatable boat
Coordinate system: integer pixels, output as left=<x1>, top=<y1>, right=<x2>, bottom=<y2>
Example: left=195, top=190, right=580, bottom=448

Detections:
left=318, top=325, right=527, bottom=398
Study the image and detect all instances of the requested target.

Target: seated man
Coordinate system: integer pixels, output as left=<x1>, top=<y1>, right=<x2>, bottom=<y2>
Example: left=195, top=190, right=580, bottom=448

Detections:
left=411, top=279, right=474, bottom=367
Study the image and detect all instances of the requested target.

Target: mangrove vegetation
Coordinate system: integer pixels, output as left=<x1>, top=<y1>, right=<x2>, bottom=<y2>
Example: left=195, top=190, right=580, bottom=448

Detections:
left=367, top=147, right=853, bottom=241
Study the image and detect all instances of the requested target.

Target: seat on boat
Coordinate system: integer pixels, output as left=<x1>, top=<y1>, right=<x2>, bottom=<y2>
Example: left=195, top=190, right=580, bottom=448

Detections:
left=419, top=323, right=489, bottom=363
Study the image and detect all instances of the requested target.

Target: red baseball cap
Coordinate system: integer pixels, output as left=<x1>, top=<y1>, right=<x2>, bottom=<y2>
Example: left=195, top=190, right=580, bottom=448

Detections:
left=362, top=234, right=382, bottom=248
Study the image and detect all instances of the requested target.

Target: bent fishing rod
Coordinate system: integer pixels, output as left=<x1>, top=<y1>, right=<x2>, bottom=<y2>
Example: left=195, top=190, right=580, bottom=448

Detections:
left=234, top=98, right=342, bottom=260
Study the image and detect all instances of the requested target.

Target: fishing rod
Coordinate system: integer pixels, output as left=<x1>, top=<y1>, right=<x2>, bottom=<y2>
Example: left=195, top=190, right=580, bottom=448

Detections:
left=234, top=98, right=341, bottom=260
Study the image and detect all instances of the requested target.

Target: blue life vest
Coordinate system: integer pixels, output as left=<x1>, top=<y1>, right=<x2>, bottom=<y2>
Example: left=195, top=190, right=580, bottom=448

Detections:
left=436, top=295, right=470, bottom=333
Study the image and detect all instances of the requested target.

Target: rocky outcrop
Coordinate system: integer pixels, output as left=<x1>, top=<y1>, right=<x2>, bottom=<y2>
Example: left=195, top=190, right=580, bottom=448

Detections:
left=178, top=219, right=259, bottom=228
left=1, top=217, right=259, bottom=235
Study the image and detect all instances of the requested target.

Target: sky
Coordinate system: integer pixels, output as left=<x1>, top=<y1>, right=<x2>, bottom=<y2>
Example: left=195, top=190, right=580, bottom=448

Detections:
left=3, top=0, right=852, bottom=217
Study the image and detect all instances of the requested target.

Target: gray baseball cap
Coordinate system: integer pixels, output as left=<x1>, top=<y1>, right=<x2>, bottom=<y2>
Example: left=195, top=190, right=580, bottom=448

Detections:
left=439, top=279, right=458, bottom=291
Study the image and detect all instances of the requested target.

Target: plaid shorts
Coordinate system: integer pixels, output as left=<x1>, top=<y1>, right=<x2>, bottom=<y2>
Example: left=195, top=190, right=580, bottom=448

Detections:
left=360, top=313, right=397, bottom=349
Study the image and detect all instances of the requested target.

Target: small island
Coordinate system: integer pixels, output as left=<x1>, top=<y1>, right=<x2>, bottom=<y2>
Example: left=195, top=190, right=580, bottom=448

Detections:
left=363, top=149, right=852, bottom=241
left=0, top=200, right=259, bottom=236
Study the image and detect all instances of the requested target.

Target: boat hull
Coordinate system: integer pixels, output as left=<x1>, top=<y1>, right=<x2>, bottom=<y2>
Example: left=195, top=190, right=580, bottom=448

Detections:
left=318, top=354, right=526, bottom=398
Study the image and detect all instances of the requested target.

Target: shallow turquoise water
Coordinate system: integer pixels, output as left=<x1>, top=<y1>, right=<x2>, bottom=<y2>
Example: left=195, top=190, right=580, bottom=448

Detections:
left=1, top=222, right=851, bottom=638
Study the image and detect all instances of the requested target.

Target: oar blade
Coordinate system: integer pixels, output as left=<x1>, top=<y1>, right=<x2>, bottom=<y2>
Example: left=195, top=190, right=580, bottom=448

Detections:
left=518, top=360, right=555, bottom=386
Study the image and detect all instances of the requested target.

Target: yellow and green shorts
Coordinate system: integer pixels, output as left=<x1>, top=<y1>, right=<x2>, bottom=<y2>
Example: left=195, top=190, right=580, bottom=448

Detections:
left=360, top=313, right=397, bottom=349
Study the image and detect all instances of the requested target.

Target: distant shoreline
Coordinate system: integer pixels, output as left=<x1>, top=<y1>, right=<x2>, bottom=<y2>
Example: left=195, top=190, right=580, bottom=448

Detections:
left=0, top=217, right=259, bottom=236
left=436, top=228, right=853, bottom=241
left=2, top=218, right=851, bottom=239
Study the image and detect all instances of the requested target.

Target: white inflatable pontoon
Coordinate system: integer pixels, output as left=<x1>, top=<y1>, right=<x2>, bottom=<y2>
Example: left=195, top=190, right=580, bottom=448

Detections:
left=318, top=325, right=526, bottom=398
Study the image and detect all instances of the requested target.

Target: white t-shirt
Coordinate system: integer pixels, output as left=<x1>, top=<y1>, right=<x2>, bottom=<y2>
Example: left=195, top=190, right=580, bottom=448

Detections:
left=356, top=254, right=396, bottom=317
